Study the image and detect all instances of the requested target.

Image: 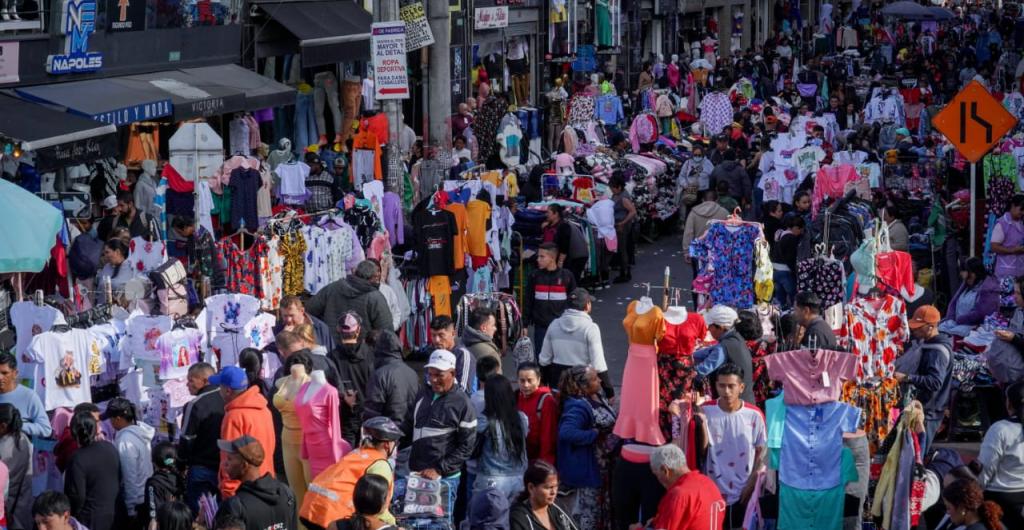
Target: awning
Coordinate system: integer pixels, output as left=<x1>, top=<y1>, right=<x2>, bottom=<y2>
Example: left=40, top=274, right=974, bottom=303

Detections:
left=0, top=94, right=117, bottom=151
left=182, top=65, right=295, bottom=110
left=113, top=70, right=249, bottom=121
left=255, top=0, right=372, bottom=67
left=16, top=79, right=174, bottom=127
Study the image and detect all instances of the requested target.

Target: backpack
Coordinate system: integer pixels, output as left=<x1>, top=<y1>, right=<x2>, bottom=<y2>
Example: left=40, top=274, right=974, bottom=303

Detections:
left=567, top=221, right=589, bottom=260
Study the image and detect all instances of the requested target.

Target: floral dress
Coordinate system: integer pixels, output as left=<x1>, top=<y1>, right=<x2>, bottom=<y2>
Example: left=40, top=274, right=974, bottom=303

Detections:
left=839, top=294, right=909, bottom=381
left=689, top=222, right=761, bottom=308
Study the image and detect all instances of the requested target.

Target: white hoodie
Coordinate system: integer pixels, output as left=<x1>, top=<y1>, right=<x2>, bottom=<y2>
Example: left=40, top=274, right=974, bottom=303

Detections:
left=115, top=422, right=155, bottom=516
left=539, top=309, right=608, bottom=372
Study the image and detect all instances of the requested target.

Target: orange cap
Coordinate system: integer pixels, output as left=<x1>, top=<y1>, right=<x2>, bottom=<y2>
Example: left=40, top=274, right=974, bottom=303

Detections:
left=908, top=305, right=941, bottom=328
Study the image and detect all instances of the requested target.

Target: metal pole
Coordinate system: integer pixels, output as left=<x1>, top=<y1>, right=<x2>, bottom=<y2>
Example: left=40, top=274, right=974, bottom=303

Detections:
left=970, top=161, right=977, bottom=257
left=427, top=0, right=452, bottom=149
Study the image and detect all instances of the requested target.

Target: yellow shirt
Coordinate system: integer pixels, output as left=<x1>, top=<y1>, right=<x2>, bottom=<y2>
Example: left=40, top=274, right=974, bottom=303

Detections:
left=466, top=199, right=492, bottom=257
left=622, top=301, right=665, bottom=345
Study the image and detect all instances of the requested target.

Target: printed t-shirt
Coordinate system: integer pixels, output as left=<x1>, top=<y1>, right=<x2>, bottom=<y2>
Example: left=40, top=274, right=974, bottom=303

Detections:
left=466, top=199, right=492, bottom=258
left=27, top=330, right=93, bottom=411
left=412, top=209, right=457, bottom=277
left=794, top=146, right=826, bottom=181
left=156, top=328, right=203, bottom=380
left=427, top=275, right=453, bottom=317
left=764, top=349, right=857, bottom=405
left=210, top=312, right=276, bottom=368
left=124, top=315, right=174, bottom=363
left=127, top=236, right=167, bottom=273
left=779, top=401, right=860, bottom=490
left=701, top=402, right=767, bottom=505
left=651, top=471, right=727, bottom=530
left=9, top=301, right=66, bottom=364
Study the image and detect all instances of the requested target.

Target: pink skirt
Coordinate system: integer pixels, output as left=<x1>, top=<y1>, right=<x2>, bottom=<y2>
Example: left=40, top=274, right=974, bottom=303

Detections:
left=613, top=343, right=666, bottom=445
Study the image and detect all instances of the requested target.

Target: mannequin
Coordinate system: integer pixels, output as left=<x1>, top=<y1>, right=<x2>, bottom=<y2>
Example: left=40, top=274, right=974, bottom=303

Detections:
left=614, top=297, right=666, bottom=445
left=134, top=160, right=160, bottom=220
left=546, top=79, right=569, bottom=152
left=508, top=36, right=531, bottom=106
left=295, top=370, right=349, bottom=478
left=274, top=364, right=311, bottom=511
left=653, top=54, right=666, bottom=84
left=663, top=305, right=688, bottom=325
left=667, top=55, right=681, bottom=91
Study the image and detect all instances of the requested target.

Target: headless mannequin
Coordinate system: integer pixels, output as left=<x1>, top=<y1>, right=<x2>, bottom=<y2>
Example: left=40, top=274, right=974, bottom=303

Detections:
left=301, top=369, right=327, bottom=404
left=664, top=305, right=688, bottom=325
left=635, top=296, right=654, bottom=314
left=277, top=364, right=309, bottom=397
left=268, top=138, right=294, bottom=172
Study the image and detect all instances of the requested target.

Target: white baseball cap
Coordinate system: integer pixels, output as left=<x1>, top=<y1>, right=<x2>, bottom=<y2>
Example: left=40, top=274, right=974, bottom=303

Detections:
left=102, top=195, right=118, bottom=210
left=425, top=349, right=457, bottom=372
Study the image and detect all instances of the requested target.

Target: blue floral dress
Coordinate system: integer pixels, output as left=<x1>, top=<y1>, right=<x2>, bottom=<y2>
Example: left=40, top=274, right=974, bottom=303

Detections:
left=689, top=222, right=760, bottom=308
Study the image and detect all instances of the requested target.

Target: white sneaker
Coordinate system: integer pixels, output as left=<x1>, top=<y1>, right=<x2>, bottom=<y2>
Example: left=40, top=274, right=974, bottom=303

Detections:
left=10, top=11, right=19, bottom=19
left=0, top=9, right=10, bottom=21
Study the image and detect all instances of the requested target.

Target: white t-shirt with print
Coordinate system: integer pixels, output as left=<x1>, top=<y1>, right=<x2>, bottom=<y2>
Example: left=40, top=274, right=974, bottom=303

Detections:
left=197, top=294, right=263, bottom=361
left=701, top=402, right=767, bottom=505
left=794, top=146, right=827, bottom=182
left=156, top=328, right=203, bottom=380
left=124, top=314, right=174, bottom=363
left=26, top=330, right=94, bottom=411
left=10, top=302, right=66, bottom=362
left=127, top=236, right=168, bottom=274
left=209, top=312, right=276, bottom=368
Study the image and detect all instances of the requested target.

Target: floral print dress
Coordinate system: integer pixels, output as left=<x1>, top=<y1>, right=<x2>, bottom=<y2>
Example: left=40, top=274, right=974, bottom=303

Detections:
left=688, top=222, right=761, bottom=308
left=839, top=294, right=910, bottom=381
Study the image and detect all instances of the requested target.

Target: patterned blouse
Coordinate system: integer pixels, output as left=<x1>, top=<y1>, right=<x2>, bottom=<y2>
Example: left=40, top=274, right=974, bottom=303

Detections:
left=839, top=294, right=910, bottom=381
left=689, top=222, right=760, bottom=308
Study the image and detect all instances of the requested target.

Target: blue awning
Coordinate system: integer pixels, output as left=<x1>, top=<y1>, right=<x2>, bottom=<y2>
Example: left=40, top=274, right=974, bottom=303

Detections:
left=16, top=79, right=173, bottom=126
left=0, top=94, right=116, bottom=151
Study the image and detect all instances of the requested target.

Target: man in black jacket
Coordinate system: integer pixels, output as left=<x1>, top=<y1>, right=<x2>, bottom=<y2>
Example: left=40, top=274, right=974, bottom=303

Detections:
left=894, top=305, right=953, bottom=454
left=405, top=350, right=477, bottom=522
left=215, top=436, right=297, bottom=530
left=795, top=292, right=838, bottom=350
left=305, top=260, right=393, bottom=344
left=524, top=243, right=576, bottom=357
left=331, top=311, right=375, bottom=446
left=363, top=330, right=420, bottom=428
left=180, top=362, right=224, bottom=514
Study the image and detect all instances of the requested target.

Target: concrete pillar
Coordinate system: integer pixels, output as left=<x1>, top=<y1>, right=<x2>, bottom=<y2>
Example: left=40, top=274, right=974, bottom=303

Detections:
left=375, top=0, right=402, bottom=145
left=427, top=0, right=451, bottom=148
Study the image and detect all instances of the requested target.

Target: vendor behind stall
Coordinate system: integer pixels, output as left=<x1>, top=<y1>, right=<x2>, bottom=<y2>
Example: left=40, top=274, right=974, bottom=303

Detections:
left=941, top=257, right=1000, bottom=336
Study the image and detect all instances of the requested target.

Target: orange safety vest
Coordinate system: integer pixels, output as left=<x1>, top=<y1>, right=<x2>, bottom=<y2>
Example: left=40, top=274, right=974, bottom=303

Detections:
left=299, top=447, right=391, bottom=528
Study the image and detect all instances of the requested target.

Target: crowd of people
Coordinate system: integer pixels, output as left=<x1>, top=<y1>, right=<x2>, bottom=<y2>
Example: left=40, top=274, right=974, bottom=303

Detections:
left=6, top=1, right=1024, bottom=530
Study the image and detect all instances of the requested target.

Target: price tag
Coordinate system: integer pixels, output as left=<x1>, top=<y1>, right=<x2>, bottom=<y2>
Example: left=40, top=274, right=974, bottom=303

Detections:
left=822, top=371, right=831, bottom=388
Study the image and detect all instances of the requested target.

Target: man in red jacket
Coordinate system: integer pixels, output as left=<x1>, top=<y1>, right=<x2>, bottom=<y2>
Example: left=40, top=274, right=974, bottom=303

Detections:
left=633, top=444, right=726, bottom=530
left=516, top=362, right=557, bottom=465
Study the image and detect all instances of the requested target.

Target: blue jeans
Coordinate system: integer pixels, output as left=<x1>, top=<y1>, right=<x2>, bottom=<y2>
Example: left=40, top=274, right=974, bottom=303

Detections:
left=773, top=269, right=796, bottom=308
left=294, top=92, right=318, bottom=155
left=921, top=417, right=941, bottom=455
left=185, top=465, right=219, bottom=514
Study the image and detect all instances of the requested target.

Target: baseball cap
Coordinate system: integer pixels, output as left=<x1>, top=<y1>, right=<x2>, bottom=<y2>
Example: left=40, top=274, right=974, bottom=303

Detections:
left=100, top=397, right=136, bottom=420
left=304, top=152, right=322, bottom=165
left=425, top=349, right=457, bottom=372
left=339, top=311, right=363, bottom=335
left=102, top=195, right=118, bottom=210
left=217, top=435, right=265, bottom=466
left=333, top=157, right=346, bottom=167
left=908, top=305, right=941, bottom=329
left=895, top=127, right=912, bottom=137
left=208, top=366, right=249, bottom=390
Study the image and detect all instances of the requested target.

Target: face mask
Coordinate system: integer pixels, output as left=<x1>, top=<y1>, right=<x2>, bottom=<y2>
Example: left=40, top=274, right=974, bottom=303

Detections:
left=810, top=138, right=823, bottom=146
left=89, top=225, right=99, bottom=238
left=692, top=156, right=704, bottom=162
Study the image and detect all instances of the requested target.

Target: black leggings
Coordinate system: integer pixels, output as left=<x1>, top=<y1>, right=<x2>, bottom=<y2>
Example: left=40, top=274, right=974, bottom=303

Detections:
left=610, top=457, right=665, bottom=529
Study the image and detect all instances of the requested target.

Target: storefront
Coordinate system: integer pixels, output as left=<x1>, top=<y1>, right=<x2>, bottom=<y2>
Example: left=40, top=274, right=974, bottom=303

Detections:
left=471, top=0, right=542, bottom=108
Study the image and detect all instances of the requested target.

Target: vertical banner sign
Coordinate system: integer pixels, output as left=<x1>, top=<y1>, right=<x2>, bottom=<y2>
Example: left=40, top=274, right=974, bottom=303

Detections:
left=47, top=0, right=104, bottom=74
left=372, top=22, right=410, bottom=100
left=0, top=42, right=18, bottom=84
left=398, top=0, right=434, bottom=51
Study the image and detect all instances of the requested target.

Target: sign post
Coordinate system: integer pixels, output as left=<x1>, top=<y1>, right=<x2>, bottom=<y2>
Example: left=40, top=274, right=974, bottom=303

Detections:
left=931, top=81, right=1018, bottom=257
left=36, top=191, right=91, bottom=219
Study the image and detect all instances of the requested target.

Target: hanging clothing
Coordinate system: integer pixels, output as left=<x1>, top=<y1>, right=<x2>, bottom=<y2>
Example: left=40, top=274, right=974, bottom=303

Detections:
left=689, top=223, right=761, bottom=308
left=839, top=295, right=909, bottom=381
left=351, top=131, right=383, bottom=183
left=466, top=199, right=492, bottom=258
left=294, top=381, right=350, bottom=478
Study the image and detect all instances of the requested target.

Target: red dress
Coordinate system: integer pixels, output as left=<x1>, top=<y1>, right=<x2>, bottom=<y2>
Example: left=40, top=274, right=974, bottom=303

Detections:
left=656, top=311, right=707, bottom=440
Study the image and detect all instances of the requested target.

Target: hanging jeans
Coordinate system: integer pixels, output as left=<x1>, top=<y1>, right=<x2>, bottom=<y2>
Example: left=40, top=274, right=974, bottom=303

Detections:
left=314, top=71, right=343, bottom=139
left=294, top=92, right=318, bottom=155
left=340, top=77, right=363, bottom=147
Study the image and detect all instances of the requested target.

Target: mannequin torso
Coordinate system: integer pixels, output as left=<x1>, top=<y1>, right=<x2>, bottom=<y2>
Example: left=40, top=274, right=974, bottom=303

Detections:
left=664, top=306, right=688, bottom=325
left=301, top=369, right=327, bottom=404
left=635, top=296, right=655, bottom=314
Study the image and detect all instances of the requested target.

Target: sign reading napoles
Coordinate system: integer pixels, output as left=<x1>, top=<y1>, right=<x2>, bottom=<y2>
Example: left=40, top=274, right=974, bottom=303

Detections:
left=372, top=22, right=409, bottom=100
left=106, top=0, right=145, bottom=31
left=47, top=0, right=104, bottom=74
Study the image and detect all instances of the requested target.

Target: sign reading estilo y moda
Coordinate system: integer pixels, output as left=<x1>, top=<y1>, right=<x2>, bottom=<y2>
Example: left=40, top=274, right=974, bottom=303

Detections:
left=371, top=22, right=409, bottom=100
left=47, top=0, right=104, bottom=74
